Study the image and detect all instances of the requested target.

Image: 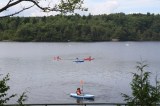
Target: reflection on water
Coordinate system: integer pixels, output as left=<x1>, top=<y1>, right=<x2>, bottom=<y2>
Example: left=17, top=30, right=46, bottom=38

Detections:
left=0, top=42, right=160, bottom=104
left=76, top=98, right=94, bottom=104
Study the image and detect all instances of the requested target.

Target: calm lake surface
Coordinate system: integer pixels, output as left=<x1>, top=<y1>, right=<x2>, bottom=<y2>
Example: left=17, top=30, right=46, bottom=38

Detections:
left=0, top=42, right=160, bottom=104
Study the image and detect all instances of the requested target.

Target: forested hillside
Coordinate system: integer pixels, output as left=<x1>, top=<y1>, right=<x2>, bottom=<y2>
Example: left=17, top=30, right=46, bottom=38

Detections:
left=0, top=13, right=160, bottom=42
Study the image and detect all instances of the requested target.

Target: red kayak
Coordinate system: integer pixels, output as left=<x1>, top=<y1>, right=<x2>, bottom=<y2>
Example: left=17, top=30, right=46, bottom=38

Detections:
left=84, top=56, right=94, bottom=61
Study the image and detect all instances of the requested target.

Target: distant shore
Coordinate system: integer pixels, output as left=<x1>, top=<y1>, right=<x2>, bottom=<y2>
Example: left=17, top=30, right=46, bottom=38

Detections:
left=0, top=13, right=160, bottom=42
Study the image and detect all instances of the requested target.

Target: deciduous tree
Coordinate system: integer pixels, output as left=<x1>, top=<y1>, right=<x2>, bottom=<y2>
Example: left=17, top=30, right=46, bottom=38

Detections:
left=0, top=0, right=87, bottom=18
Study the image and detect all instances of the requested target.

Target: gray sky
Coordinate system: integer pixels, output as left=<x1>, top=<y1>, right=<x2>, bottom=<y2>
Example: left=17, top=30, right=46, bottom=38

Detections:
left=0, top=0, right=160, bottom=17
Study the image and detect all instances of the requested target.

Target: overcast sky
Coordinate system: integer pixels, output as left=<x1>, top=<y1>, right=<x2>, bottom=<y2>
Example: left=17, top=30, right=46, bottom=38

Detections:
left=0, top=0, right=160, bottom=17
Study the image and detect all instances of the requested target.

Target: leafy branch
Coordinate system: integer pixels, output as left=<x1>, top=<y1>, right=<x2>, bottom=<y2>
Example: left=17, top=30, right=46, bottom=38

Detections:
left=0, top=0, right=87, bottom=18
left=0, top=74, right=16, bottom=105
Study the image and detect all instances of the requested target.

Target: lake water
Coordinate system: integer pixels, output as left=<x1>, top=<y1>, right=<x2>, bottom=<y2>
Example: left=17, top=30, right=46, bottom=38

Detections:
left=0, top=42, right=160, bottom=104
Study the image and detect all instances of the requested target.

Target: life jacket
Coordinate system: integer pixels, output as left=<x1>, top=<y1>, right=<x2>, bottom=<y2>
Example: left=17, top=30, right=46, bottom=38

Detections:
left=76, top=89, right=81, bottom=95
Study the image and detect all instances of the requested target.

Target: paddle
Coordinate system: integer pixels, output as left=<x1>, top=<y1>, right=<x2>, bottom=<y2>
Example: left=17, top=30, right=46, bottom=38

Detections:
left=80, top=80, right=84, bottom=100
left=80, top=80, right=84, bottom=91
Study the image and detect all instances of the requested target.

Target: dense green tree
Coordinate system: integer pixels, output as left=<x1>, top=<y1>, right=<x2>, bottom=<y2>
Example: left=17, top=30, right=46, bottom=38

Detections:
left=15, top=23, right=34, bottom=41
left=1, top=13, right=160, bottom=42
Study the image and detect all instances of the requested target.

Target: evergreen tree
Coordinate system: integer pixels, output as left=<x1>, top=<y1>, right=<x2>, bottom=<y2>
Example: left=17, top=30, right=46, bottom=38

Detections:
left=121, top=61, right=160, bottom=106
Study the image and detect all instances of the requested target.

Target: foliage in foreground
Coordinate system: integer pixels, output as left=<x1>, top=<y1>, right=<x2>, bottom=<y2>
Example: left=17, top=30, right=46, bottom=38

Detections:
left=121, top=61, right=160, bottom=106
left=0, top=74, right=16, bottom=105
left=0, top=74, right=27, bottom=106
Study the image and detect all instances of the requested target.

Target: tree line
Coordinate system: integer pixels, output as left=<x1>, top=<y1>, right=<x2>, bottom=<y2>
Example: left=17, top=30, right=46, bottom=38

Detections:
left=0, top=13, right=160, bottom=42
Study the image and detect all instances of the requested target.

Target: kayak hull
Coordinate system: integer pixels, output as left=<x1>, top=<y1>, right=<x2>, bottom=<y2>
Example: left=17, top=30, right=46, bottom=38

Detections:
left=84, top=58, right=94, bottom=61
left=73, top=60, right=84, bottom=63
left=70, top=93, right=94, bottom=99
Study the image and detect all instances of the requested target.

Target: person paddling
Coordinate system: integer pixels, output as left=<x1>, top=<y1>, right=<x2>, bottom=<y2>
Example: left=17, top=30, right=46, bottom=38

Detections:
left=76, top=88, right=82, bottom=95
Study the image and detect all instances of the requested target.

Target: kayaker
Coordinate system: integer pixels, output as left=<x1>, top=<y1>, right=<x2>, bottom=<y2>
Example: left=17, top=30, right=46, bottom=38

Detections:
left=76, top=88, right=82, bottom=95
